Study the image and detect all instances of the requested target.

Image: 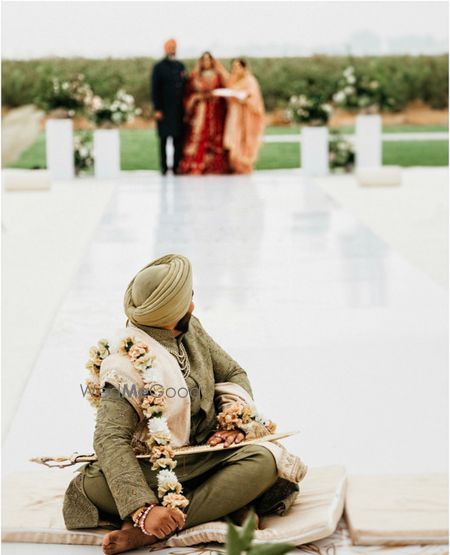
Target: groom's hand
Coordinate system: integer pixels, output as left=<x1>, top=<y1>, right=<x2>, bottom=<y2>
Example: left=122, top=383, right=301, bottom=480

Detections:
left=144, top=506, right=185, bottom=539
left=154, top=111, right=163, bottom=121
left=207, top=429, right=245, bottom=447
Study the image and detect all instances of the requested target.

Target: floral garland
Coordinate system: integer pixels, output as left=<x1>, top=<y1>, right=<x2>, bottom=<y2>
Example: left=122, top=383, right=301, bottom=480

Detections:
left=85, top=338, right=109, bottom=408
left=216, top=402, right=277, bottom=435
left=85, top=336, right=189, bottom=512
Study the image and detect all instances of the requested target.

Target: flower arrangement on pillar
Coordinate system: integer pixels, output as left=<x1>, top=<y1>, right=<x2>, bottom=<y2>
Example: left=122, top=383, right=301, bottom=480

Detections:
left=36, top=74, right=93, bottom=119
left=333, top=65, right=394, bottom=169
left=87, top=89, right=141, bottom=178
left=36, top=74, right=93, bottom=180
left=288, top=95, right=332, bottom=177
left=329, top=131, right=355, bottom=174
left=87, top=89, right=141, bottom=128
left=332, top=65, right=395, bottom=115
left=74, top=132, right=94, bottom=176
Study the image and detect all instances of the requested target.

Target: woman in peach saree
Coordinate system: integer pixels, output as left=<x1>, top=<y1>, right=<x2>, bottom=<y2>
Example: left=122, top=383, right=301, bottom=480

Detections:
left=217, top=59, right=265, bottom=174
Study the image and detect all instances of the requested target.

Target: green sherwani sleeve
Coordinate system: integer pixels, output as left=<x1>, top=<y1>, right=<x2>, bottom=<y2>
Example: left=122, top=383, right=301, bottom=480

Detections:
left=93, top=384, right=159, bottom=519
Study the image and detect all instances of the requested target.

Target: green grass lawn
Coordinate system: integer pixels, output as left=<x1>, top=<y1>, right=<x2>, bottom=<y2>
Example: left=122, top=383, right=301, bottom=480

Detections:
left=8, top=127, right=449, bottom=172
left=10, top=132, right=47, bottom=170
left=120, top=130, right=159, bottom=170
left=382, top=140, right=448, bottom=166
left=265, top=126, right=301, bottom=135
left=265, top=124, right=449, bottom=135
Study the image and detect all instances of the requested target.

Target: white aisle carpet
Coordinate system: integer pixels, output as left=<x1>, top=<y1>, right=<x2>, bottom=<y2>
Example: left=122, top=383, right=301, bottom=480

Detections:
left=315, top=167, right=448, bottom=287
left=2, top=177, right=115, bottom=436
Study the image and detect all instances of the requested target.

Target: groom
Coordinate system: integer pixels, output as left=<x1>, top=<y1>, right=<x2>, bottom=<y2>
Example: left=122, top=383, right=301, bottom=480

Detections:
left=151, top=39, right=186, bottom=175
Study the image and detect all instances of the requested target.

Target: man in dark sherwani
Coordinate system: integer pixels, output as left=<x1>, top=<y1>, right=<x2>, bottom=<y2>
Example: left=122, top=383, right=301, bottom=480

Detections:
left=151, top=39, right=186, bottom=175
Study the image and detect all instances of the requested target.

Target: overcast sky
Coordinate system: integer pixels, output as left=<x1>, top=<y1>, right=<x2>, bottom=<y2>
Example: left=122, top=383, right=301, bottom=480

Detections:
left=2, top=1, right=448, bottom=59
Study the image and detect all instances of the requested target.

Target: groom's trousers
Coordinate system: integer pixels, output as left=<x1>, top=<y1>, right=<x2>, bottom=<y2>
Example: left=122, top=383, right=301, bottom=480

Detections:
left=159, top=135, right=183, bottom=174
left=82, top=444, right=277, bottom=532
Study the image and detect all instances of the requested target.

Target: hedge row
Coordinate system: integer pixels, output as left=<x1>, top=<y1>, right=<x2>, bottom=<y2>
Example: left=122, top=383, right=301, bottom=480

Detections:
left=2, top=54, right=448, bottom=112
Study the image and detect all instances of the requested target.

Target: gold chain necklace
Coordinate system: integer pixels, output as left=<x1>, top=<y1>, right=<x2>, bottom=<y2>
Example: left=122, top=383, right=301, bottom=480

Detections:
left=166, top=341, right=191, bottom=379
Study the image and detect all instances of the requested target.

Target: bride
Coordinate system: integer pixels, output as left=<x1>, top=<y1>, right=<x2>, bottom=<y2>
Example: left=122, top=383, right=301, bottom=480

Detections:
left=178, top=52, right=229, bottom=175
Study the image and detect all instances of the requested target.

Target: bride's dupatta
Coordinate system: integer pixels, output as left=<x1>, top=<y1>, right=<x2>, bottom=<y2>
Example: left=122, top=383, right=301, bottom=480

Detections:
left=223, top=72, right=265, bottom=173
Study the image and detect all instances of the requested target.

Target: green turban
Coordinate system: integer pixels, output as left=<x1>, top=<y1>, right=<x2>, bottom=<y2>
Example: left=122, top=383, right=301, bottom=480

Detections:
left=124, top=254, right=193, bottom=328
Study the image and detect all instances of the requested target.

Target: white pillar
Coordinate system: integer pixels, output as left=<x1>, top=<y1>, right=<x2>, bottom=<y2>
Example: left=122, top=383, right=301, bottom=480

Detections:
left=45, top=119, right=74, bottom=180
left=355, top=114, right=382, bottom=169
left=93, top=129, right=120, bottom=178
left=301, top=126, right=329, bottom=177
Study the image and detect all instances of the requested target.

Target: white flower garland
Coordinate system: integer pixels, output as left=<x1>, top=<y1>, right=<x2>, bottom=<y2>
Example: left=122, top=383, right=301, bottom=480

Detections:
left=85, top=336, right=189, bottom=511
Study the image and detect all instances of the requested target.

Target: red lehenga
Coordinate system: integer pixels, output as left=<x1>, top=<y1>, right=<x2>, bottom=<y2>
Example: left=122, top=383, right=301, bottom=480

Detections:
left=178, top=70, right=229, bottom=175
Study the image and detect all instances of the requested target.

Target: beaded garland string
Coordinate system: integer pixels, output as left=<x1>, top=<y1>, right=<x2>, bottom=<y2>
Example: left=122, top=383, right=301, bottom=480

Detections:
left=85, top=336, right=189, bottom=512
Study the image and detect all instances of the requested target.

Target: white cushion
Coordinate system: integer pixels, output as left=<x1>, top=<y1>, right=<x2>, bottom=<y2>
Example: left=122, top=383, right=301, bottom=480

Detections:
left=3, top=169, right=51, bottom=191
left=356, top=166, right=402, bottom=187
left=345, top=474, right=448, bottom=545
left=2, top=465, right=346, bottom=547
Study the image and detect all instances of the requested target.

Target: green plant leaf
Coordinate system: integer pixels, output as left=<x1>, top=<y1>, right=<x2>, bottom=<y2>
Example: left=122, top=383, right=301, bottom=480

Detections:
left=239, top=508, right=257, bottom=550
left=225, top=519, right=243, bottom=555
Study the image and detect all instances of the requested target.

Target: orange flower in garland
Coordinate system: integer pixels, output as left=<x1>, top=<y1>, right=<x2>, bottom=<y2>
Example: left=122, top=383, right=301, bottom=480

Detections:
left=161, top=492, right=190, bottom=510
left=141, top=394, right=165, bottom=417
left=217, top=402, right=253, bottom=430
left=84, top=379, right=103, bottom=408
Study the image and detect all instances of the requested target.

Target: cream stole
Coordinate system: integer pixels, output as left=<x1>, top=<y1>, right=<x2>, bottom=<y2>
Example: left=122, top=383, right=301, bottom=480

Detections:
left=99, top=324, right=191, bottom=448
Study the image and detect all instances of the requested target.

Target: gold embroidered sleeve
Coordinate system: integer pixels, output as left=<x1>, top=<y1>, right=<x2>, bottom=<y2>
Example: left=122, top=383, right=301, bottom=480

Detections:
left=93, top=384, right=159, bottom=519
